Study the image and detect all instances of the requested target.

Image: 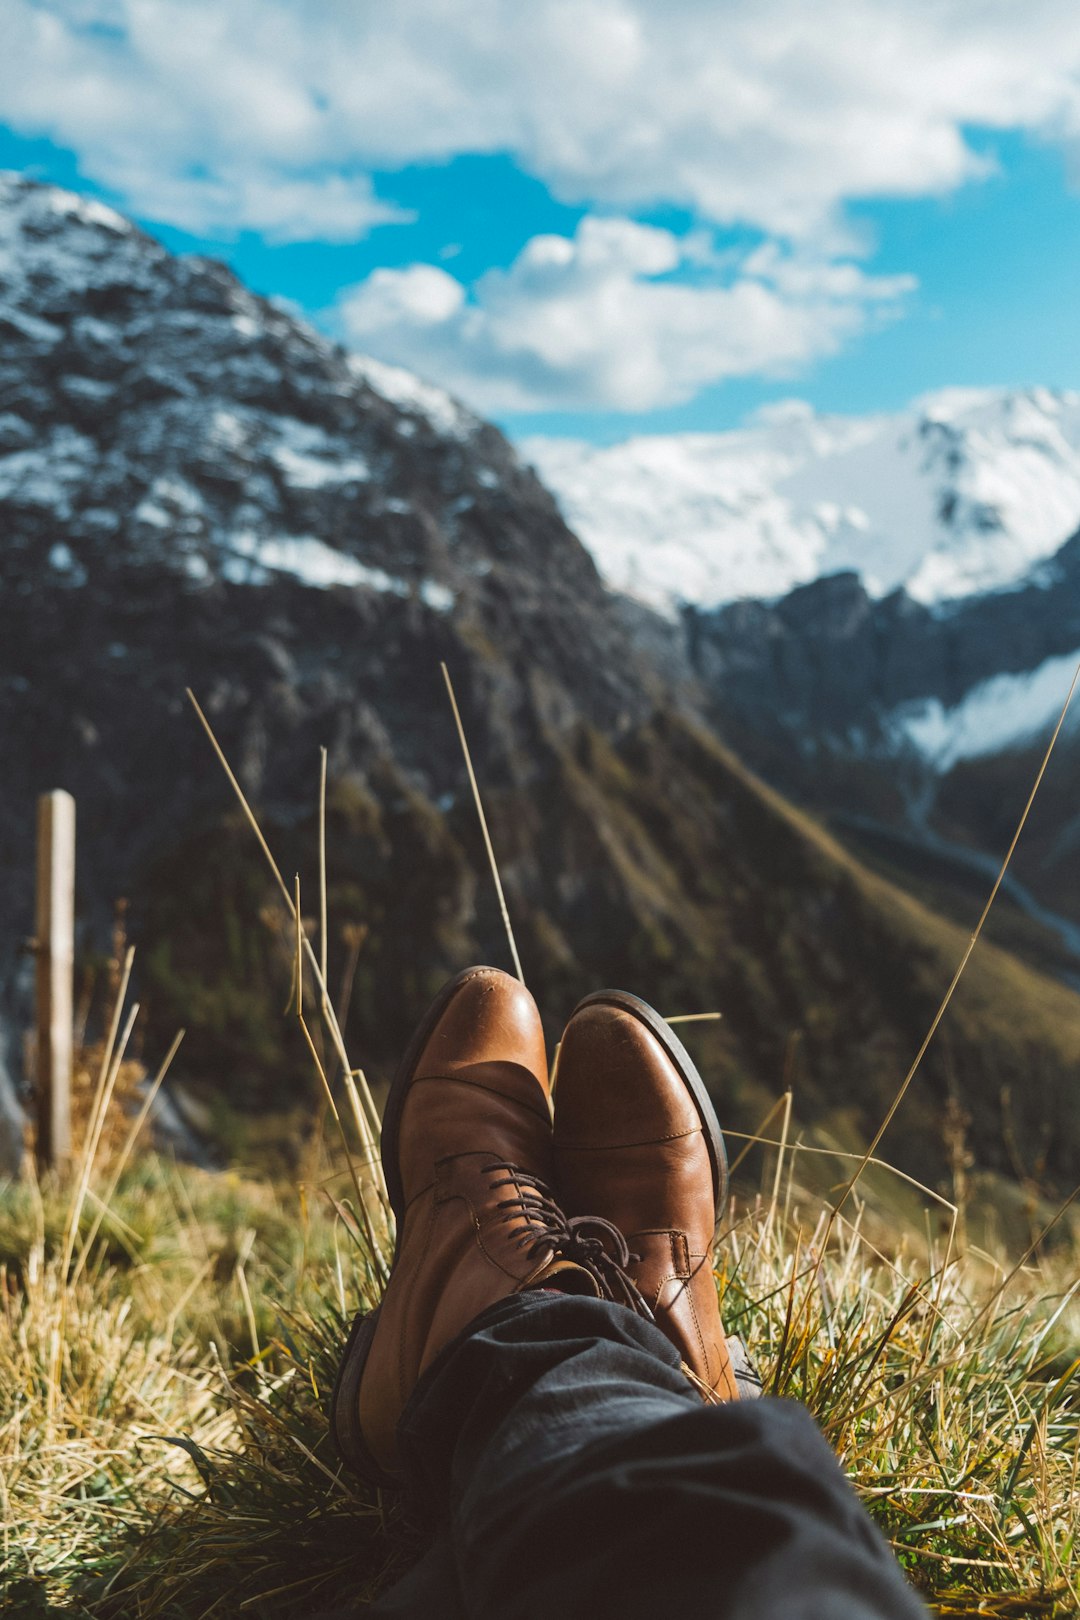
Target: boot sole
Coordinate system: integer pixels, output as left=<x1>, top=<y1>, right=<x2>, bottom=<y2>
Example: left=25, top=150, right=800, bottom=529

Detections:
left=329, top=966, right=504, bottom=1486
left=570, top=989, right=730, bottom=1225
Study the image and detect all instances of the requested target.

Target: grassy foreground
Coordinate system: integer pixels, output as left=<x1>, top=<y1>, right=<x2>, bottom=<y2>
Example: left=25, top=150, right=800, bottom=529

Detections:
left=1, top=1133, right=1077, bottom=1618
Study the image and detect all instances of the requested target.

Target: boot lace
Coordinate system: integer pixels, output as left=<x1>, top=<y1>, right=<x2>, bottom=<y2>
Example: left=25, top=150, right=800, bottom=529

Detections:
left=483, top=1160, right=655, bottom=1322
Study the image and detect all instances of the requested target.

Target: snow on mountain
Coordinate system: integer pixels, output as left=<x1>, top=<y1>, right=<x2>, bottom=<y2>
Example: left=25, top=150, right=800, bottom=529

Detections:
left=0, top=171, right=489, bottom=599
left=897, top=645, right=1080, bottom=770
left=345, top=353, right=475, bottom=441
left=524, top=388, right=1080, bottom=614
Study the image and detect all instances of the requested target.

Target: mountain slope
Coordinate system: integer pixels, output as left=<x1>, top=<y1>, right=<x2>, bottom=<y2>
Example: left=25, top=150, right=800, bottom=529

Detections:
left=684, top=541, right=1080, bottom=950
left=2, top=174, right=1079, bottom=1198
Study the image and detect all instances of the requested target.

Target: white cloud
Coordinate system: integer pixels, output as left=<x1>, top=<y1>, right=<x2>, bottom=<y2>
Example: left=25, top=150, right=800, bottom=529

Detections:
left=107, top=163, right=408, bottom=243
left=4, top=1, right=1080, bottom=405
left=4, top=0, right=1080, bottom=241
left=335, top=216, right=914, bottom=412
left=0, top=0, right=408, bottom=240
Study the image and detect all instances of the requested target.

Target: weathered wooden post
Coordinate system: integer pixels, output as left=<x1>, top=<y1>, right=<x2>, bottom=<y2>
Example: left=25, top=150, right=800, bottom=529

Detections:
left=35, top=790, right=75, bottom=1173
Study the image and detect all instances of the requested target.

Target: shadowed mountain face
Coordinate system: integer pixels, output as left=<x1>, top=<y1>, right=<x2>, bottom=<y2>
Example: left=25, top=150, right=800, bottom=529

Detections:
left=686, top=547, right=1080, bottom=961
left=2, top=173, right=1079, bottom=1197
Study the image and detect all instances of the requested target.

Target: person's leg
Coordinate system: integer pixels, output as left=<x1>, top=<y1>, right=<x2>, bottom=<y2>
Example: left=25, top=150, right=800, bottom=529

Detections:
left=386, top=1290, right=927, bottom=1620
left=336, top=973, right=925, bottom=1617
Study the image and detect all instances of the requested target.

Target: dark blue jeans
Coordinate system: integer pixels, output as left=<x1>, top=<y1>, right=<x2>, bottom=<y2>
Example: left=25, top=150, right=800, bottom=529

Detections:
left=364, top=1292, right=927, bottom=1619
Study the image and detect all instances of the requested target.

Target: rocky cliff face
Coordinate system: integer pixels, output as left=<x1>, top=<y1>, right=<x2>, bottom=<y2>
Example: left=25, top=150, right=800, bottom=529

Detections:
left=3, top=174, right=1079, bottom=1198
left=0, top=169, right=661, bottom=957
left=686, top=536, right=1080, bottom=964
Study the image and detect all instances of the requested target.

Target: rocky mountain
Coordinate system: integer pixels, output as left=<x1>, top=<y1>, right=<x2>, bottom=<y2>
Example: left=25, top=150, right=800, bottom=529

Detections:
left=682, top=548, right=1080, bottom=985
left=530, top=396, right=1080, bottom=985
left=3, top=172, right=1080, bottom=1209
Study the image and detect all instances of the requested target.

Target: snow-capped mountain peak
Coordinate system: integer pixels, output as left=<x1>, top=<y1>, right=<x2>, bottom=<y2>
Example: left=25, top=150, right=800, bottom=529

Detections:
left=525, top=386, right=1080, bottom=615
left=0, top=173, right=494, bottom=600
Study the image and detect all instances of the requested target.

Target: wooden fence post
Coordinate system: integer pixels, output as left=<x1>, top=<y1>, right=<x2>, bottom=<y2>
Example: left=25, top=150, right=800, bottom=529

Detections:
left=35, top=790, right=75, bottom=1173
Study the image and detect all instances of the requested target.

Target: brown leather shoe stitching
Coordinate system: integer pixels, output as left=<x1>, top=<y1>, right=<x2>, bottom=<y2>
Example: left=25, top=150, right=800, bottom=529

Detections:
left=684, top=1283, right=709, bottom=1379
left=411, top=1072, right=552, bottom=1122
left=555, top=1125, right=705, bottom=1151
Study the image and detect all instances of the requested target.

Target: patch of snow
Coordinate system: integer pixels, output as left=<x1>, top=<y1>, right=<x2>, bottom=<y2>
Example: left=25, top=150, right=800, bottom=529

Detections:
left=218, top=528, right=451, bottom=609
left=48, top=541, right=86, bottom=585
left=0, top=427, right=97, bottom=513
left=46, top=189, right=131, bottom=235
left=270, top=417, right=370, bottom=488
left=420, top=581, right=454, bottom=613
left=210, top=410, right=250, bottom=453
left=134, top=497, right=171, bottom=528
left=348, top=353, right=475, bottom=439
left=0, top=413, right=33, bottom=450
left=224, top=530, right=401, bottom=594
left=0, top=304, right=63, bottom=344
left=273, top=442, right=370, bottom=488
left=81, top=507, right=119, bottom=532
left=61, top=375, right=114, bottom=401
left=220, top=546, right=269, bottom=586
left=71, top=316, right=119, bottom=346
left=898, top=648, right=1080, bottom=769
left=149, top=476, right=205, bottom=514
left=183, top=551, right=210, bottom=581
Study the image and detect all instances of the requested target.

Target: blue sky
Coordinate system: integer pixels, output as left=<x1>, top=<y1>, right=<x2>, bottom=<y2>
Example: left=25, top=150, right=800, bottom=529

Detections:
left=3, top=2, right=1080, bottom=443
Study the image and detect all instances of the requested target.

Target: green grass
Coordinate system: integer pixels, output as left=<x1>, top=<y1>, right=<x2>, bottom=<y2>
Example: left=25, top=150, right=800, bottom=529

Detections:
left=1, top=1141, right=1077, bottom=1618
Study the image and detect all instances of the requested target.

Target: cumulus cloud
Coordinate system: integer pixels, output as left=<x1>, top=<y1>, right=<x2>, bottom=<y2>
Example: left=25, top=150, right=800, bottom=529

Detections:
left=106, top=163, right=407, bottom=243
left=335, top=217, right=914, bottom=411
left=5, top=0, right=1080, bottom=406
left=0, top=0, right=408, bottom=239
left=4, top=0, right=1080, bottom=240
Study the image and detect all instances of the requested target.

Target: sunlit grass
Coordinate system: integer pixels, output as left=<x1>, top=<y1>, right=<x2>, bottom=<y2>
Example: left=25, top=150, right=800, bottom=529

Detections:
left=1, top=1140, right=1077, bottom=1617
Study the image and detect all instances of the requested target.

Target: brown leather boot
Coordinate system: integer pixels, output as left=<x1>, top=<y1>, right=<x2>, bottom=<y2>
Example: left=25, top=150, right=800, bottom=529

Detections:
left=331, top=966, right=607, bottom=1486
left=553, top=989, right=740, bottom=1402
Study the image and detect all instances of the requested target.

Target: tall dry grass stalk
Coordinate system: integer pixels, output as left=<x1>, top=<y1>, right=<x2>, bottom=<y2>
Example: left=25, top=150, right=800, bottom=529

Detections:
left=832, top=657, right=1080, bottom=1225
left=185, top=689, right=390, bottom=1244
left=440, top=660, right=525, bottom=984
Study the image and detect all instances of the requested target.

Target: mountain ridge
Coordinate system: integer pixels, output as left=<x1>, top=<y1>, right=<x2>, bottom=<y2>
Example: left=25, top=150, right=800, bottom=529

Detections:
left=526, top=385, right=1080, bottom=614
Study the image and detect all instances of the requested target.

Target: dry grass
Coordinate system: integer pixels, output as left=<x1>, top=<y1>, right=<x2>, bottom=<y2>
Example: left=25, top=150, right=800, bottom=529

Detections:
left=0, top=1125, right=1077, bottom=1617
left=0, top=1153, right=399, bottom=1617
left=724, top=1170, right=1080, bottom=1616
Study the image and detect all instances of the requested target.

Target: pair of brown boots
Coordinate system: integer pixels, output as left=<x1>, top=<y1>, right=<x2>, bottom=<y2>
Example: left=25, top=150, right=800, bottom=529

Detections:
left=331, top=967, right=744, bottom=1487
